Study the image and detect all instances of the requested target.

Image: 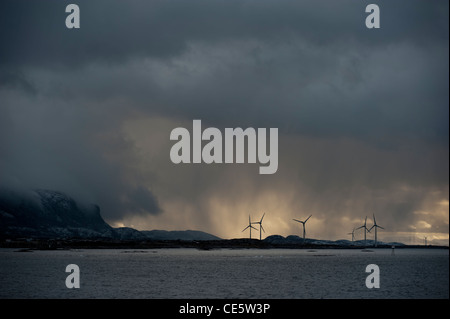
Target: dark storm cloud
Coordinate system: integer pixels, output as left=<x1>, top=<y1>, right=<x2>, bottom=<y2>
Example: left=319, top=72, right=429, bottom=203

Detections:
left=126, top=186, right=161, bottom=216
left=0, top=0, right=448, bottom=239
left=1, top=0, right=447, bottom=66
left=1, top=0, right=444, bottom=147
left=0, top=89, right=162, bottom=220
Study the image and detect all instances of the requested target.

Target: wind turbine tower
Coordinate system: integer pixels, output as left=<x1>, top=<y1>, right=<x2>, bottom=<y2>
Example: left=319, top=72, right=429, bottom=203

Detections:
left=293, top=215, right=312, bottom=239
left=242, top=215, right=258, bottom=240
left=252, top=213, right=266, bottom=240
left=356, top=216, right=370, bottom=246
left=348, top=228, right=355, bottom=242
left=369, top=214, right=384, bottom=247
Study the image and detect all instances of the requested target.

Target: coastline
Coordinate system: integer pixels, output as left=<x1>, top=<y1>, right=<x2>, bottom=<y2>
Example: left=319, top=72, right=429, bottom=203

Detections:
left=1, top=238, right=448, bottom=251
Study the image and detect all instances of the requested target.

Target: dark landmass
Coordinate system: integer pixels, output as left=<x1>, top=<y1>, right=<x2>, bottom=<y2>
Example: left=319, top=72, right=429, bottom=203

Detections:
left=0, top=187, right=220, bottom=241
left=1, top=187, right=447, bottom=250
left=1, top=236, right=448, bottom=251
left=0, top=188, right=114, bottom=239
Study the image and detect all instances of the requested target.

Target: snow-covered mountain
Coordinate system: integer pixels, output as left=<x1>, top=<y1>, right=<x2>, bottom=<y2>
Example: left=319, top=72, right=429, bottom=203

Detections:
left=1, top=187, right=404, bottom=245
left=0, top=188, right=114, bottom=239
left=0, top=187, right=221, bottom=241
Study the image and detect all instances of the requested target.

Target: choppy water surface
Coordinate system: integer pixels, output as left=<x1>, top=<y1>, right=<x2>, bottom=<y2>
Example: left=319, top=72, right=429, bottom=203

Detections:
left=0, top=248, right=447, bottom=299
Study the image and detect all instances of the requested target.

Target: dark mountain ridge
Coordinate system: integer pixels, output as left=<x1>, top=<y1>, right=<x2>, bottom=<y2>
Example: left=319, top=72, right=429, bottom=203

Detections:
left=0, top=188, right=114, bottom=238
left=1, top=188, right=429, bottom=249
left=0, top=187, right=220, bottom=241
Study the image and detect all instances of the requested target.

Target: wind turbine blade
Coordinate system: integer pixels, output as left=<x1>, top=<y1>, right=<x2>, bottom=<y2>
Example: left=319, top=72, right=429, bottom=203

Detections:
left=250, top=225, right=258, bottom=231
left=260, top=213, right=265, bottom=223
left=378, top=226, right=385, bottom=230
left=261, top=225, right=265, bottom=233
left=368, top=225, right=374, bottom=232
left=305, top=215, right=312, bottom=223
left=373, top=214, right=377, bottom=225
left=293, top=219, right=302, bottom=223
left=356, top=225, right=364, bottom=230
left=242, top=225, right=249, bottom=232
left=249, top=215, right=251, bottom=224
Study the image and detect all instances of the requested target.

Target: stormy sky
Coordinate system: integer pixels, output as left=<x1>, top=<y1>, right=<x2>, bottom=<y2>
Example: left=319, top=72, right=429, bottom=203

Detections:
left=0, top=0, right=448, bottom=244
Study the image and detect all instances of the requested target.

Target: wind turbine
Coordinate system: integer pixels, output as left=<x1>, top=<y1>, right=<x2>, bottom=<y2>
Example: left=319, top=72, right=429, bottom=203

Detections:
left=293, top=214, right=312, bottom=239
left=356, top=216, right=370, bottom=246
left=242, top=215, right=258, bottom=240
left=252, top=213, right=265, bottom=240
left=369, top=214, right=384, bottom=247
left=348, top=228, right=355, bottom=242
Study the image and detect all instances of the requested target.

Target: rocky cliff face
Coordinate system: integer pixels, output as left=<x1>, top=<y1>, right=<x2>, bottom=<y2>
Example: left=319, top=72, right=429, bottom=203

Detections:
left=0, top=188, right=113, bottom=239
left=0, top=187, right=222, bottom=241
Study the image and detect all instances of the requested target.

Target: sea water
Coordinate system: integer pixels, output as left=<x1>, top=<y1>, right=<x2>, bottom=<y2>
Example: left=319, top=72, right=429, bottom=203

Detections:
left=0, top=248, right=447, bottom=299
